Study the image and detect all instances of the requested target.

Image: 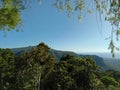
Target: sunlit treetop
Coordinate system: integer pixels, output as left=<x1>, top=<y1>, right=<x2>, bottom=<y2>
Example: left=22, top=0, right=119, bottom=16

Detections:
left=0, top=0, right=25, bottom=31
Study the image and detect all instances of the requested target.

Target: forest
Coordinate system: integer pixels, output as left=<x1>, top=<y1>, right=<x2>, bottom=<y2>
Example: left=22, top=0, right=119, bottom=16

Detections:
left=0, top=43, right=120, bottom=90
left=0, top=0, right=120, bottom=90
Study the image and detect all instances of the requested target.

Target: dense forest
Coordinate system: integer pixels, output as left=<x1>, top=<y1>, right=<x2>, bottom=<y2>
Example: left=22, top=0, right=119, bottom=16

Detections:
left=0, top=43, right=120, bottom=90
left=0, top=0, right=120, bottom=90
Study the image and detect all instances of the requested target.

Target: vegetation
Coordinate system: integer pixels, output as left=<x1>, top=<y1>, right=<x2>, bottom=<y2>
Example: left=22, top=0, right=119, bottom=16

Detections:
left=104, top=58, right=120, bottom=71
left=0, top=0, right=119, bottom=89
left=0, top=43, right=120, bottom=90
left=0, top=0, right=120, bottom=55
left=11, top=46, right=110, bottom=71
left=0, top=0, right=24, bottom=31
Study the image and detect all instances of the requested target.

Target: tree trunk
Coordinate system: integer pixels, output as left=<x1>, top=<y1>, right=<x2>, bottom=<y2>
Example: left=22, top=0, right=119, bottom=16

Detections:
left=35, top=66, right=42, bottom=90
left=36, top=73, right=41, bottom=90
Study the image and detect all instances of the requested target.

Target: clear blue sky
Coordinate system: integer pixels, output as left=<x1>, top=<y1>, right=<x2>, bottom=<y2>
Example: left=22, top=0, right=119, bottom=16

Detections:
left=0, top=1, right=112, bottom=53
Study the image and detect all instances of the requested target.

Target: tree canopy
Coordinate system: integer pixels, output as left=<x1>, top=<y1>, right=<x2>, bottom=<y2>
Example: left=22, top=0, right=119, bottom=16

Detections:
left=0, top=0, right=120, bottom=56
left=0, top=43, right=120, bottom=90
left=0, top=0, right=25, bottom=31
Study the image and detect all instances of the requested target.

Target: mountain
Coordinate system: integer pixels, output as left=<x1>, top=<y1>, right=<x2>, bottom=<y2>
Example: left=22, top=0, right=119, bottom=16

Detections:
left=79, top=55, right=109, bottom=70
left=50, top=49, right=79, bottom=60
left=11, top=46, right=34, bottom=56
left=103, top=58, right=120, bottom=71
left=11, top=46, right=109, bottom=70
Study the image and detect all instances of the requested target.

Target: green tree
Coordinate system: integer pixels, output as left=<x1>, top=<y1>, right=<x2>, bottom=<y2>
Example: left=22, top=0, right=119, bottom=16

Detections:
left=100, top=70, right=120, bottom=90
left=15, top=43, right=56, bottom=90
left=0, top=0, right=119, bottom=32
left=0, top=0, right=119, bottom=55
left=0, top=48, right=15, bottom=90
left=101, top=76, right=119, bottom=90
left=44, top=54, right=103, bottom=90
left=43, top=55, right=77, bottom=90
left=0, top=0, right=24, bottom=31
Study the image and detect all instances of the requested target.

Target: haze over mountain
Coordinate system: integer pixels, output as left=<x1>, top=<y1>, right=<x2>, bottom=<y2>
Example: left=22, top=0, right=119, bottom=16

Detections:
left=11, top=45, right=114, bottom=71
left=80, top=52, right=120, bottom=59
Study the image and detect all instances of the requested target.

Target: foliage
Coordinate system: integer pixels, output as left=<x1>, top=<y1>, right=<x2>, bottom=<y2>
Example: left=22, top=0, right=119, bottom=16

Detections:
left=15, top=43, right=56, bottom=90
left=43, top=54, right=104, bottom=90
left=54, top=0, right=120, bottom=57
left=100, top=70, right=120, bottom=90
left=0, top=0, right=26, bottom=31
left=0, top=0, right=120, bottom=56
left=12, top=46, right=110, bottom=71
left=0, top=48, right=15, bottom=89
left=0, top=43, right=120, bottom=90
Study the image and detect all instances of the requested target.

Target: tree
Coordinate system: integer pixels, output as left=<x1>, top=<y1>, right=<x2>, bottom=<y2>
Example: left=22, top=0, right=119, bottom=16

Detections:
left=55, top=0, right=120, bottom=56
left=99, top=70, right=120, bottom=90
left=15, top=43, right=56, bottom=90
left=0, top=0, right=119, bottom=56
left=0, top=0, right=25, bottom=31
left=0, top=48, right=15, bottom=89
left=0, top=0, right=119, bottom=32
left=101, top=76, right=119, bottom=90
left=44, top=54, right=103, bottom=90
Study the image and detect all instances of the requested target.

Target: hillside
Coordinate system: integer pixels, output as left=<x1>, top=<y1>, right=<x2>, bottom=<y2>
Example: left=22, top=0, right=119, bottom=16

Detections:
left=103, top=58, right=120, bottom=71
left=11, top=46, right=34, bottom=56
left=11, top=46, right=110, bottom=71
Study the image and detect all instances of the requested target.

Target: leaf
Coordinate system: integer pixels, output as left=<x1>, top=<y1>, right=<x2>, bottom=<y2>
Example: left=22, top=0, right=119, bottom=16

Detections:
left=87, top=9, right=93, bottom=14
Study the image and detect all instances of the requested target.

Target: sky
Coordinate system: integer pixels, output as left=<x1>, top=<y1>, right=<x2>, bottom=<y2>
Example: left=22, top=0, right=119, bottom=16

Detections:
left=0, top=1, right=113, bottom=53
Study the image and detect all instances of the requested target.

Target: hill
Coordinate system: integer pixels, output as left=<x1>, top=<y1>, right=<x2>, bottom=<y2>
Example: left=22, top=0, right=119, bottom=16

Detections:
left=11, top=46, right=110, bottom=71
left=103, top=58, right=120, bottom=71
left=11, top=46, right=34, bottom=56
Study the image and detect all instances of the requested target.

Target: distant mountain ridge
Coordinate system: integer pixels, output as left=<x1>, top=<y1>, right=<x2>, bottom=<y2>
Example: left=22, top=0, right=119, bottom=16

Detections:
left=103, top=58, right=120, bottom=71
left=11, top=46, right=110, bottom=71
left=11, top=46, right=34, bottom=56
